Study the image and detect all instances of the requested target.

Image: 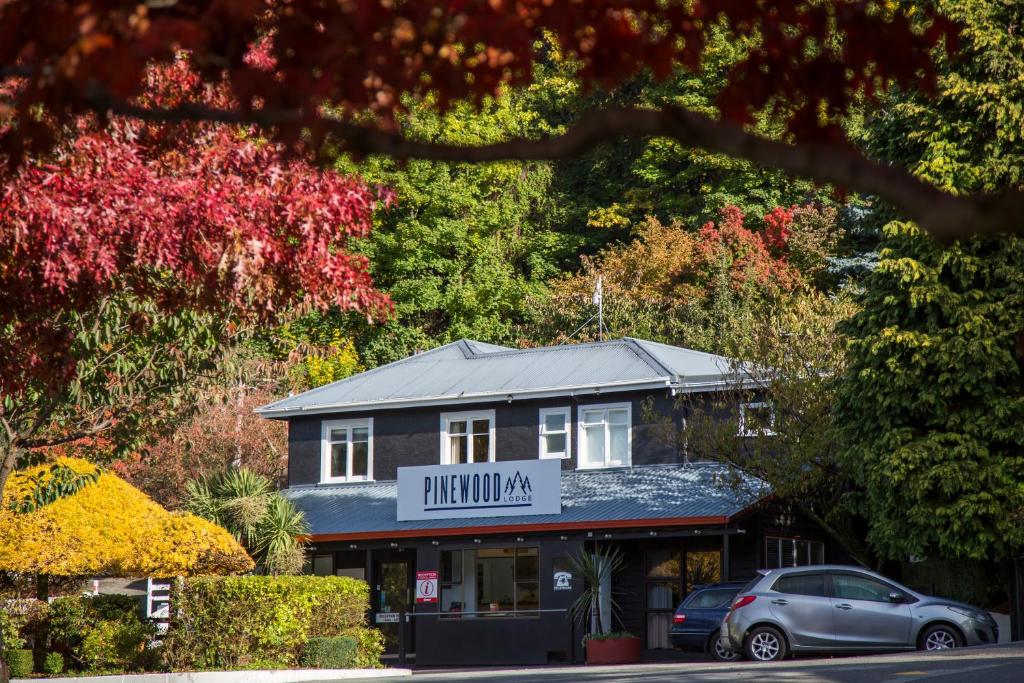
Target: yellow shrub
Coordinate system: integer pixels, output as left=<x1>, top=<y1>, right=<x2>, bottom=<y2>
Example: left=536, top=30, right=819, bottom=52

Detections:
left=0, top=458, right=252, bottom=576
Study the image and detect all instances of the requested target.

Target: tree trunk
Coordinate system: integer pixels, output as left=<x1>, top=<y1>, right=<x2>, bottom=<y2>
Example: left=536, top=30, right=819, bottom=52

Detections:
left=32, top=574, right=49, bottom=674
left=0, top=433, right=19, bottom=502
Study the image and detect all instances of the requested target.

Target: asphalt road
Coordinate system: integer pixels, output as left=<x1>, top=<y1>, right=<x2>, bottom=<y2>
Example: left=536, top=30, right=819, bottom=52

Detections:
left=351, top=643, right=1024, bottom=682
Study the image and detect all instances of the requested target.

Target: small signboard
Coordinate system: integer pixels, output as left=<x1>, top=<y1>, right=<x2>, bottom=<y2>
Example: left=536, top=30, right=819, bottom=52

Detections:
left=554, top=570, right=572, bottom=591
left=375, top=612, right=400, bottom=624
left=416, top=570, right=439, bottom=603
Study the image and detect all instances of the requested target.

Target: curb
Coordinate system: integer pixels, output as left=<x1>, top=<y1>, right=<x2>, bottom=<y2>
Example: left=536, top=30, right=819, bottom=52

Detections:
left=13, top=669, right=412, bottom=683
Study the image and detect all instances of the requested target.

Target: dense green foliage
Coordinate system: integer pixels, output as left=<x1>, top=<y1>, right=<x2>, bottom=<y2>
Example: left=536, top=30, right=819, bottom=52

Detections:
left=45, top=594, right=156, bottom=674
left=838, top=223, right=1024, bottom=560
left=299, top=637, right=359, bottom=669
left=164, top=576, right=382, bottom=671
left=3, top=650, right=31, bottom=678
left=43, top=652, right=64, bottom=675
left=839, top=0, right=1024, bottom=561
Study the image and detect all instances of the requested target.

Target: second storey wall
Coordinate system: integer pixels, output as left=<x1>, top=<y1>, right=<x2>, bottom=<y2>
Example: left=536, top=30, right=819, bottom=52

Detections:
left=286, top=389, right=684, bottom=486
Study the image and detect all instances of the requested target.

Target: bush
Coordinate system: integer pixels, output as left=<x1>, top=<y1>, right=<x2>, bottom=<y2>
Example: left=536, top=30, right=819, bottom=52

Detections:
left=5, top=648, right=33, bottom=678
left=164, top=575, right=380, bottom=670
left=44, top=652, right=65, bottom=675
left=1, top=609, right=27, bottom=650
left=47, top=595, right=156, bottom=673
left=299, top=636, right=357, bottom=669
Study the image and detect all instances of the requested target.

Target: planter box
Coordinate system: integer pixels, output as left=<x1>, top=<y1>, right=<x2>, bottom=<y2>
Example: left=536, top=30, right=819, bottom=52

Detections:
left=585, top=636, right=642, bottom=665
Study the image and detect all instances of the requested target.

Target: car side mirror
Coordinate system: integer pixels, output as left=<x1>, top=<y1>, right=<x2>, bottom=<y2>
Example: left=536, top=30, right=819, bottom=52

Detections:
left=888, top=591, right=905, bottom=603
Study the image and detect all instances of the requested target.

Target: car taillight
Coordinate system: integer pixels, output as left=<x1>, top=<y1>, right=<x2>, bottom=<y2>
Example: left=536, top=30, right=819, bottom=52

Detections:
left=731, top=595, right=756, bottom=610
left=673, top=613, right=686, bottom=624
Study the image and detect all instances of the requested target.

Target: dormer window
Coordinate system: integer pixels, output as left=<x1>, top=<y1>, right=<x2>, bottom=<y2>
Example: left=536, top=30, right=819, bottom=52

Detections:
left=441, top=409, right=495, bottom=464
left=321, top=418, right=373, bottom=483
left=539, top=407, right=571, bottom=459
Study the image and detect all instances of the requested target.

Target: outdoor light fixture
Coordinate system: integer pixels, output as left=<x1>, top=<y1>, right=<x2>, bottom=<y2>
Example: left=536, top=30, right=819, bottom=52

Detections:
left=507, top=394, right=514, bottom=403
left=649, top=531, right=657, bottom=537
left=560, top=535, right=568, bottom=541
left=431, top=540, right=439, bottom=546
left=516, top=537, right=524, bottom=542
left=603, top=533, right=612, bottom=539
left=474, top=538, right=482, bottom=544
left=389, top=542, right=398, bottom=548
left=349, top=544, right=357, bottom=549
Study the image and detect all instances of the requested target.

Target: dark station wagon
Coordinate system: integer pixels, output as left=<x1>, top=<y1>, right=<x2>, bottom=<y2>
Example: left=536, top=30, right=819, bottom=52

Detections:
left=670, top=581, right=746, bottom=661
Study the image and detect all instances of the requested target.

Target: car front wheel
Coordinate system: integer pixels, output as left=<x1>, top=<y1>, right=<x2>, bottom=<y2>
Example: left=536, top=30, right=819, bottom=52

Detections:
left=919, top=624, right=963, bottom=651
left=710, top=630, right=739, bottom=662
left=744, top=626, right=788, bottom=662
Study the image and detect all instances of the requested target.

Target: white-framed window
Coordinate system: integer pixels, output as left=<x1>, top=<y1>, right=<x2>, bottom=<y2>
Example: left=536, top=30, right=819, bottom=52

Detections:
left=764, top=536, right=825, bottom=568
left=539, top=407, right=571, bottom=459
left=739, top=401, right=776, bottom=437
left=577, top=402, right=631, bottom=469
left=320, top=418, right=373, bottom=483
left=440, top=409, right=495, bottom=464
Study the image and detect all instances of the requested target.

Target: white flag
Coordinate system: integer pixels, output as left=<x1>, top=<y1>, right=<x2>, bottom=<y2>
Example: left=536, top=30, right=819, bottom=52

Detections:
left=592, top=276, right=603, bottom=306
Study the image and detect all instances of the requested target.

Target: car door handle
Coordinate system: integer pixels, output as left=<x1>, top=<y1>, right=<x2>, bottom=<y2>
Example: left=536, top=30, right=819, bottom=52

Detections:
left=835, top=603, right=853, bottom=610
left=771, top=599, right=789, bottom=605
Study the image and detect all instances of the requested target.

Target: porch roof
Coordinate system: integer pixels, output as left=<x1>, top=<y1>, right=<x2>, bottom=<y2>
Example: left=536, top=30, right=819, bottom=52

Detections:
left=283, top=463, right=767, bottom=540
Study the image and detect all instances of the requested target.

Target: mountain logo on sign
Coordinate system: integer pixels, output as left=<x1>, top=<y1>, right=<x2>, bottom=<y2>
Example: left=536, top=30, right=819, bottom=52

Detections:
left=504, top=471, right=532, bottom=498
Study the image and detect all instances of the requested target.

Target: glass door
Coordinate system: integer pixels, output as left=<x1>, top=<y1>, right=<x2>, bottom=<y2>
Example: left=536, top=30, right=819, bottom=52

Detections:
left=373, top=553, right=414, bottom=655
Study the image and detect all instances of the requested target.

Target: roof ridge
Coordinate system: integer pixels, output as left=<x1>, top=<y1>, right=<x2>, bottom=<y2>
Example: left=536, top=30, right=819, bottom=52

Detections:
left=256, top=341, right=466, bottom=412
left=460, top=337, right=636, bottom=360
left=631, top=338, right=734, bottom=362
left=621, top=337, right=678, bottom=379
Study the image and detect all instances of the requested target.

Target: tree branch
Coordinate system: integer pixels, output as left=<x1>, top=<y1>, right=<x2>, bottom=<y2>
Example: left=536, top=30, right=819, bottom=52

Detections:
left=74, top=90, right=1024, bottom=243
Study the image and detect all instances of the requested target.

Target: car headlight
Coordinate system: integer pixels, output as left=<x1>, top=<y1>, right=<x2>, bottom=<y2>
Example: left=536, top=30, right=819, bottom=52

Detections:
left=947, top=606, right=988, bottom=622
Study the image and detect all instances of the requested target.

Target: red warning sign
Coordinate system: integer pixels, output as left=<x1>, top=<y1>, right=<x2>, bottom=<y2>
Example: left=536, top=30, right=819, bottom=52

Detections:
left=415, top=570, right=438, bottom=603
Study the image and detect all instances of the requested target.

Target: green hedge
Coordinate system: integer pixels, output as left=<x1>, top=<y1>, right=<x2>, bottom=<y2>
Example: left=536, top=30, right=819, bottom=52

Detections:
left=164, top=575, right=382, bottom=670
left=5, top=649, right=33, bottom=678
left=300, top=636, right=358, bottom=668
left=44, top=652, right=65, bottom=675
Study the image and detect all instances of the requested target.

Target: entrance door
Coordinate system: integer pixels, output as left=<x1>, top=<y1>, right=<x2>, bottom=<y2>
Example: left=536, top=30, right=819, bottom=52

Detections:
left=372, top=553, right=414, bottom=656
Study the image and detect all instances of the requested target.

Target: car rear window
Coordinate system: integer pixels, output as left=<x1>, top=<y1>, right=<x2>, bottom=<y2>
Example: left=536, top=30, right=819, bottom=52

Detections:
left=682, top=588, right=739, bottom=609
left=773, top=573, right=827, bottom=597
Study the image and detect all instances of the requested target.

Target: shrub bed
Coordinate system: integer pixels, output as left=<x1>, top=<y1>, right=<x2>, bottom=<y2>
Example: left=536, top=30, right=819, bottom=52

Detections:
left=4, top=649, right=33, bottom=678
left=164, top=575, right=382, bottom=670
left=300, top=636, right=358, bottom=669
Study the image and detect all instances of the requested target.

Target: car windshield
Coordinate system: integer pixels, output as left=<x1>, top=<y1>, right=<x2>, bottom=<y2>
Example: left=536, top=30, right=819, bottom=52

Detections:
left=682, top=588, right=739, bottom=609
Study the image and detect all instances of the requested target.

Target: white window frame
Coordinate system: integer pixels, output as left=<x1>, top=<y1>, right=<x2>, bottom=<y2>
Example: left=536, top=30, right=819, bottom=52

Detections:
left=538, top=407, right=572, bottom=459
left=439, top=409, right=496, bottom=464
left=320, top=418, right=374, bottom=483
left=576, top=402, right=632, bottom=469
left=739, top=401, right=776, bottom=437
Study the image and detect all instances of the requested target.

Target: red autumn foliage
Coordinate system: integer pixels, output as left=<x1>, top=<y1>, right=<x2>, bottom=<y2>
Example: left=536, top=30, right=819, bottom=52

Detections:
left=694, top=206, right=801, bottom=294
left=0, top=1, right=956, bottom=164
left=0, top=55, right=393, bottom=396
left=762, top=206, right=795, bottom=253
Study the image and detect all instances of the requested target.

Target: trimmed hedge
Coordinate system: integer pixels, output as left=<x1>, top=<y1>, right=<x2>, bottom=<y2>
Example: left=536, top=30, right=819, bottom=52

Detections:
left=300, top=636, right=358, bottom=669
left=164, top=575, right=382, bottom=670
left=5, top=648, right=33, bottom=677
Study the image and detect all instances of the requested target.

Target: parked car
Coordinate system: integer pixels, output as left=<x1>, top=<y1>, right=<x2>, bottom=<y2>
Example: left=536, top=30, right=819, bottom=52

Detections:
left=670, top=581, right=746, bottom=661
left=721, top=565, right=998, bottom=662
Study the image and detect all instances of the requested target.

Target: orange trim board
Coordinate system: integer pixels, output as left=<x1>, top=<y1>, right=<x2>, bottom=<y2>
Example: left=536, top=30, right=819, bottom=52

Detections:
left=307, top=515, right=730, bottom=542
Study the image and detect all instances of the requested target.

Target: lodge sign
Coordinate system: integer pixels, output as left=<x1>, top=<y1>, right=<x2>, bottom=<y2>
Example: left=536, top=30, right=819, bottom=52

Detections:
left=397, top=459, right=561, bottom=521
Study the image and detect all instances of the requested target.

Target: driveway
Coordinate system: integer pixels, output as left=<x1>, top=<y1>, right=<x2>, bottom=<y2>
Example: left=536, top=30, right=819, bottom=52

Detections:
left=348, top=643, right=1024, bottom=682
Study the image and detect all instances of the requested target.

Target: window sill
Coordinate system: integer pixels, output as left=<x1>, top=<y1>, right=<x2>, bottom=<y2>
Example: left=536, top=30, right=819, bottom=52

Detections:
left=575, top=463, right=632, bottom=471
left=318, top=478, right=375, bottom=486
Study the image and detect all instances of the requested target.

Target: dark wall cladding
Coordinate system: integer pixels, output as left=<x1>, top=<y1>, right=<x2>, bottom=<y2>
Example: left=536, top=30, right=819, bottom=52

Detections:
left=286, top=389, right=694, bottom=486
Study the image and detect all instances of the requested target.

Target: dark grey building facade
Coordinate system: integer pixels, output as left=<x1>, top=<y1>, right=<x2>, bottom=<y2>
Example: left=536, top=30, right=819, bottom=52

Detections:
left=260, top=338, right=842, bottom=665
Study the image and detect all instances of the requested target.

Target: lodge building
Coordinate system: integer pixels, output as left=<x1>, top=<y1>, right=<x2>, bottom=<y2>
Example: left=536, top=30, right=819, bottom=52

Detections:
left=257, top=338, right=842, bottom=665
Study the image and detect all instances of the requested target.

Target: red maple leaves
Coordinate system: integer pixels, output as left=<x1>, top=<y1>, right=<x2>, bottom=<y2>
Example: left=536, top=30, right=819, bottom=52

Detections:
left=0, top=1, right=957, bottom=163
left=0, top=56, right=392, bottom=395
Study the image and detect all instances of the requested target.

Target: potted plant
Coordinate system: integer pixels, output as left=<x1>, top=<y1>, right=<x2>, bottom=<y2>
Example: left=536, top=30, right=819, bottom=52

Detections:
left=569, top=545, right=641, bottom=665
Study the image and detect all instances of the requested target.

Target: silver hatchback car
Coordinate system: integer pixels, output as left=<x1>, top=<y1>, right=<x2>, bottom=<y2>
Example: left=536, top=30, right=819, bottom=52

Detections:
left=722, top=565, right=998, bottom=661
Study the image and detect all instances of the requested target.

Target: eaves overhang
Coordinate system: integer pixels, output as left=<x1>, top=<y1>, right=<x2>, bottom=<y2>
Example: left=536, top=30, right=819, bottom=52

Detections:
left=255, top=378, right=675, bottom=418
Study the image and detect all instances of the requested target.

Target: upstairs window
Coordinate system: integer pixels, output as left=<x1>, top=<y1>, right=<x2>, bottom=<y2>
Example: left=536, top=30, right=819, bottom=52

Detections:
left=441, top=410, right=495, bottom=464
left=578, top=403, right=631, bottom=468
left=739, top=401, right=776, bottom=437
left=539, top=407, right=571, bottom=459
left=321, top=418, right=372, bottom=483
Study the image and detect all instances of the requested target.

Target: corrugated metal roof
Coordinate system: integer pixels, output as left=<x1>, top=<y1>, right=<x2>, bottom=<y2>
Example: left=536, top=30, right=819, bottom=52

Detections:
left=283, top=463, right=766, bottom=538
left=258, top=337, right=736, bottom=417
